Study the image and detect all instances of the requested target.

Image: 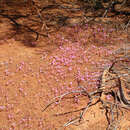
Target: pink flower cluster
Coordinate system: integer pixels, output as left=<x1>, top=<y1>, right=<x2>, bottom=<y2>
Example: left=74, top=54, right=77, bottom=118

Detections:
left=45, top=37, right=117, bottom=96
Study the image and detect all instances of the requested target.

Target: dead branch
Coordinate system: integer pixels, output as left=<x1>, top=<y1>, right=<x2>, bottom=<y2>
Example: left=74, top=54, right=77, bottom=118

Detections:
left=41, top=60, right=130, bottom=129
left=42, top=90, right=86, bottom=112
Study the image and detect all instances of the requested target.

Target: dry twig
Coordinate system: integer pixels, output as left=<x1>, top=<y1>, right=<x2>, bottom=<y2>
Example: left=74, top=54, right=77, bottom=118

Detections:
left=42, top=60, right=130, bottom=129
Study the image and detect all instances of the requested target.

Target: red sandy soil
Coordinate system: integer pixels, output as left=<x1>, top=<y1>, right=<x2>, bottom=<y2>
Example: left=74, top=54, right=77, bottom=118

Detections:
left=0, top=0, right=130, bottom=129
left=0, top=24, right=129, bottom=130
